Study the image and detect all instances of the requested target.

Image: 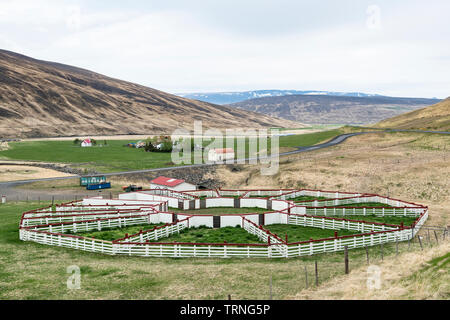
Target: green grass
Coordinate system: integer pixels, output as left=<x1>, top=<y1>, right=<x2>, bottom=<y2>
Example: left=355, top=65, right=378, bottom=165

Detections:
left=0, top=202, right=437, bottom=300
left=334, top=202, right=393, bottom=208
left=275, top=124, right=345, bottom=131
left=73, top=223, right=164, bottom=241
left=148, top=226, right=263, bottom=244
left=278, top=129, right=343, bottom=148
left=0, top=130, right=344, bottom=173
left=0, top=140, right=175, bottom=173
left=170, top=207, right=269, bottom=215
left=265, top=224, right=360, bottom=243
left=320, top=215, right=419, bottom=227
left=291, top=196, right=330, bottom=202
left=402, top=252, right=450, bottom=299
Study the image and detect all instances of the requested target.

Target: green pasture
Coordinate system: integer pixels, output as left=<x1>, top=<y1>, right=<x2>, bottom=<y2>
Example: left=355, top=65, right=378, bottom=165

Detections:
left=0, top=129, right=344, bottom=173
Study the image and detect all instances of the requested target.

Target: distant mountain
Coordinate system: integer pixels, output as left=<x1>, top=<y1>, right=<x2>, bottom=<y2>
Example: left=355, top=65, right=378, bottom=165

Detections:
left=228, top=95, right=441, bottom=125
left=177, top=90, right=383, bottom=105
left=0, top=50, right=301, bottom=138
left=376, top=97, right=450, bottom=131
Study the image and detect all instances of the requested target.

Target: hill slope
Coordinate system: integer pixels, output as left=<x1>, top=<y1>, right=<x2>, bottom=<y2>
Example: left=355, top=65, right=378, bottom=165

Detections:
left=178, top=90, right=382, bottom=105
left=0, top=50, right=300, bottom=138
left=376, top=98, right=450, bottom=131
left=229, top=95, right=441, bottom=125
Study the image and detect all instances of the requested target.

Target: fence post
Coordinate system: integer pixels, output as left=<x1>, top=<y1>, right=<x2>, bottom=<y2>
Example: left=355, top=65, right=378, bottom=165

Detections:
left=269, top=275, right=273, bottom=300
left=380, top=243, right=384, bottom=261
left=315, top=261, right=319, bottom=287
left=304, top=265, right=308, bottom=289
left=418, top=236, right=423, bottom=250
left=365, top=246, right=369, bottom=264
left=434, top=231, right=439, bottom=244
left=344, top=246, right=349, bottom=274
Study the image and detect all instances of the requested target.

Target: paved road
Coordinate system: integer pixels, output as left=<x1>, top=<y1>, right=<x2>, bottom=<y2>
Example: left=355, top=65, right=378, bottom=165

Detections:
left=0, top=129, right=448, bottom=200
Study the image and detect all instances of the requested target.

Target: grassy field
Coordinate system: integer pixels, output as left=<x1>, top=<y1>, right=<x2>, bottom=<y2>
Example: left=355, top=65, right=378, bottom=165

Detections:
left=1, top=202, right=446, bottom=300
left=147, top=226, right=263, bottom=244
left=264, top=224, right=360, bottom=243
left=76, top=224, right=164, bottom=241
left=319, top=215, right=419, bottom=226
left=0, top=129, right=344, bottom=173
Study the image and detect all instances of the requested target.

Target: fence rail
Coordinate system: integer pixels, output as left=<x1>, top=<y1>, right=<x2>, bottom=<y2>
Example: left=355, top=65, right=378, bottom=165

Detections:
left=18, top=189, right=430, bottom=259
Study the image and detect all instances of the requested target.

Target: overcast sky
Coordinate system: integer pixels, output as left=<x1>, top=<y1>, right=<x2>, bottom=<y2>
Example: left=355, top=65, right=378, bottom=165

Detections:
left=0, top=0, right=449, bottom=98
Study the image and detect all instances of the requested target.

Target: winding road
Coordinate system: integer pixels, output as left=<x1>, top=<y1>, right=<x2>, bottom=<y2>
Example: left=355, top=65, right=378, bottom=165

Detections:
left=0, top=129, right=448, bottom=200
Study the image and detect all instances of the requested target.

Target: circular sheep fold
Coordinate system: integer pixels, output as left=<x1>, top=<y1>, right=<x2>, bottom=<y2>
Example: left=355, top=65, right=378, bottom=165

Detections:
left=19, top=188, right=428, bottom=258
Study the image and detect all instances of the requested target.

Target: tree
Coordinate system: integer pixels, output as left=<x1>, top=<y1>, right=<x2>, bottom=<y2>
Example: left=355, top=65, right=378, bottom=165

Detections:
left=144, top=141, right=156, bottom=152
left=159, top=141, right=173, bottom=152
left=73, top=138, right=81, bottom=145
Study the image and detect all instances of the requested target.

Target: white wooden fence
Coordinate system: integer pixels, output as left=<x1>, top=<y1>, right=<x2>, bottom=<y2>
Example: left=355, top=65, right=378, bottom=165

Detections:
left=19, top=189, right=429, bottom=259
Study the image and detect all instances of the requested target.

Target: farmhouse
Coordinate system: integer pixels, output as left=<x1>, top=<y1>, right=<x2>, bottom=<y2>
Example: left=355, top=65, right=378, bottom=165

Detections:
left=208, top=148, right=235, bottom=162
left=81, top=139, right=92, bottom=147
left=149, top=176, right=197, bottom=192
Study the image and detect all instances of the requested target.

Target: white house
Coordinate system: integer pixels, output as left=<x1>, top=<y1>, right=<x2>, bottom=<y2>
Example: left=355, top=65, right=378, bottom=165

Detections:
left=149, top=176, right=197, bottom=192
left=208, top=148, right=235, bottom=162
left=81, top=139, right=92, bottom=147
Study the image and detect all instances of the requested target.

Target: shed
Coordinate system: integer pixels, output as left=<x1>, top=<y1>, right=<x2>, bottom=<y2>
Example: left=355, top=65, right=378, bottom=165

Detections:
left=208, top=148, right=235, bottom=162
left=149, top=176, right=197, bottom=192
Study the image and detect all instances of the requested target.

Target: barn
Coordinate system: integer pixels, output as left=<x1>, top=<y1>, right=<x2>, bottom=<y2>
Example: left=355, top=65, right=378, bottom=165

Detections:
left=149, top=176, right=197, bottom=192
left=81, top=139, right=92, bottom=147
left=208, top=148, right=235, bottom=162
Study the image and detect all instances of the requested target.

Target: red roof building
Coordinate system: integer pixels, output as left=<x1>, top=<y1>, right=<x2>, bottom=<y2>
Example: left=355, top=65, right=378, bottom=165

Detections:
left=208, top=148, right=235, bottom=162
left=150, top=176, right=185, bottom=187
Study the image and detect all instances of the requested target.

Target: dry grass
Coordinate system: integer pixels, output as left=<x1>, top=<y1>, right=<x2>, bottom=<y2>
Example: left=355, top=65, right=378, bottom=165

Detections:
left=15, top=176, right=148, bottom=194
left=0, top=165, right=74, bottom=182
left=376, top=97, right=450, bottom=131
left=216, top=132, right=450, bottom=226
left=3, top=202, right=439, bottom=300
left=1, top=131, right=448, bottom=300
left=290, top=241, right=449, bottom=300
left=0, top=49, right=301, bottom=139
left=211, top=131, right=450, bottom=300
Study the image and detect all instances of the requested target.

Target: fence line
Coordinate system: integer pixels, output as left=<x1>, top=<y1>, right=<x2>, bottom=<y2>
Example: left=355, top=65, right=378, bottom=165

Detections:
left=18, top=189, right=429, bottom=259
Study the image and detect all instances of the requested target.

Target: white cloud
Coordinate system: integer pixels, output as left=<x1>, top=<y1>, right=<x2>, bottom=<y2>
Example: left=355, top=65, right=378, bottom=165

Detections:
left=0, top=0, right=448, bottom=98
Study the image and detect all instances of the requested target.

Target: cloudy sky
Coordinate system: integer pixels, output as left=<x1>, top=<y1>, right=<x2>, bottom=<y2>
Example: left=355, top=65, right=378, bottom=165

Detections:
left=0, top=0, right=449, bottom=98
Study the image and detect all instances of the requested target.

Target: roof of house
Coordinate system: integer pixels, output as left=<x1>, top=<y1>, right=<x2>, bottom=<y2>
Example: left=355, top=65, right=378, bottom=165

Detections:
left=82, top=139, right=91, bottom=144
left=211, top=148, right=235, bottom=154
left=150, top=176, right=186, bottom=187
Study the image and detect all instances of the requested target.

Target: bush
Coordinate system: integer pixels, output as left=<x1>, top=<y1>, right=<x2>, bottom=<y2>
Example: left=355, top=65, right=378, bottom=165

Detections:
left=144, top=136, right=173, bottom=153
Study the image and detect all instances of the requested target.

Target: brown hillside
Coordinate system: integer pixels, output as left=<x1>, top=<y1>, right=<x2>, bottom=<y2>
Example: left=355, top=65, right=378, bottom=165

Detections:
left=376, top=98, right=450, bottom=131
left=0, top=50, right=300, bottom=138
left=230, top=95, right=440, bottom=125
